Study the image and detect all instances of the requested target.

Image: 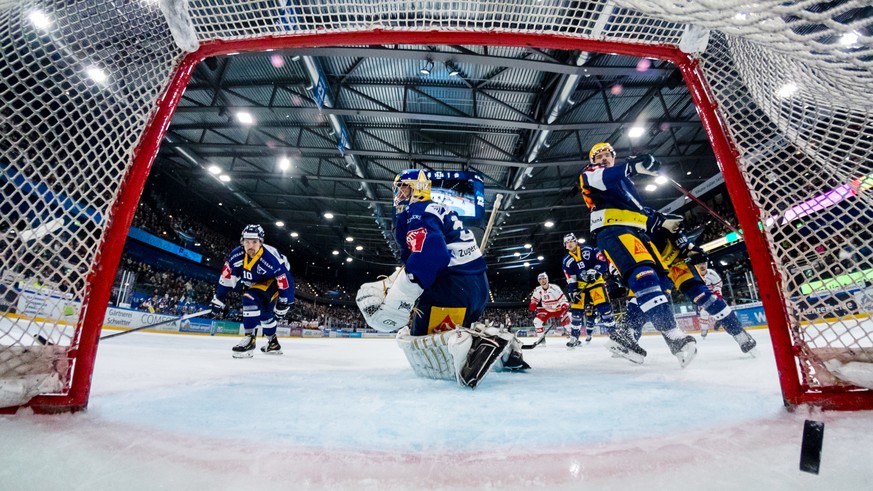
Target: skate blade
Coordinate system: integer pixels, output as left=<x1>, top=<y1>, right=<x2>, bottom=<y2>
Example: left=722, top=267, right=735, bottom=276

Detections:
left=676, top=344, right=698, bottom=368
left=261, top=349, right=284, bottom=355
left=745, top=347, right=759, bottom=358
left=606, top=341, right=645, bottom=364
left=232, top=351, right=254, bottom=359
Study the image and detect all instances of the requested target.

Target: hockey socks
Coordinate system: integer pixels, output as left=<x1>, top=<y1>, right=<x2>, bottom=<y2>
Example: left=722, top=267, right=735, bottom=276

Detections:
left=626, top=266, right=677, bottom=333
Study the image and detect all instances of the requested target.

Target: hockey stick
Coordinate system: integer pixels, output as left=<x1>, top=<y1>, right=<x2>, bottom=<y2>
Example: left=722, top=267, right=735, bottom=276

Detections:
left=666, top=177, right=740, bottom=234
left=100, top=308, right=212, bottom=340
left=521, top=323, right=555, bottom=350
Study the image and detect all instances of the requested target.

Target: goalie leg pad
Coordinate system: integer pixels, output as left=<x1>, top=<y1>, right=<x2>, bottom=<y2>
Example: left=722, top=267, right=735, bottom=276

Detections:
left=457, top=332, right=509, bottom=389
left=396, top=327, right=469, bottom=382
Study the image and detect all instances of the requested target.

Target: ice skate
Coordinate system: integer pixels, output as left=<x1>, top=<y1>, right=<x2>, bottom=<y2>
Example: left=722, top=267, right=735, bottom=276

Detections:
left=260, top=334, right=283, bottom=355
left=663, top=332, right=697, bottom=368
left=733, top=330, right=758, bottom=356
left=585, top=333, right=593, bottom=343
left=606, top=328, right=646, bottom=364
left=700, top=326, right=708, bottom=338
left=232, top=332, right=257, bottom=359
left=502, top=350, right=531, bottom=371
left=566, top=336, right=582, bottom=349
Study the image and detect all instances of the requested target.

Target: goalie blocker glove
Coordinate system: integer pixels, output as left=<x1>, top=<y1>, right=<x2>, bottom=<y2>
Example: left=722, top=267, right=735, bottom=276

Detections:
left=625, top=154, right=661, bottom=177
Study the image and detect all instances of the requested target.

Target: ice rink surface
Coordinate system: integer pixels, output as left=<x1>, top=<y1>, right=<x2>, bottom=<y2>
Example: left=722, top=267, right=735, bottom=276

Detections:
left=1, top=328, right=872, bottom=490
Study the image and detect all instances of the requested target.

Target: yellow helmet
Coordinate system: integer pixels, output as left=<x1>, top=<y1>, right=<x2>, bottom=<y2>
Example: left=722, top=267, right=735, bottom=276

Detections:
left=393, top=169, right=432, bottom=207
left=588, top=142, right=616, bottom=163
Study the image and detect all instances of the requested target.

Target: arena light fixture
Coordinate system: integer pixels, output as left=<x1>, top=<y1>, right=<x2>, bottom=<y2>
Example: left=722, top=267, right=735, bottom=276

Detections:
left=323, top=212, right=334, bottom=219
left=355, top=245, right=363, bottom=251
left=28, top=10, right=51, bottom=29
left=235, top=111, right=254, bottom=125
left=419, top=59, right=433, bottom=75
left=345, top=257, right=352, bottom=263
left=776, top=83, right=798, bottom=99
left=207, top=165, right=221, bottom=174
left=655, top=175, right=668, bottom=185
left=524, top=243, right=532, bottom=249
left=278, top=156, right=291, bottom=171
left=645, top=184, right=657, bottom=192
left=345, top=236, right=354, bottom=242
left=628, top=125, right=646, bottom=138
left=544, top=220, right=554, bottom=228
left=275, top=221, right=284, bottom=227
left=332, top=250, right=339, bottom=255
left=219, top=174, right=231, bottom=182
left=290, top=232, right=299, bottom=238
left=86, top=66, right=108, bottom=84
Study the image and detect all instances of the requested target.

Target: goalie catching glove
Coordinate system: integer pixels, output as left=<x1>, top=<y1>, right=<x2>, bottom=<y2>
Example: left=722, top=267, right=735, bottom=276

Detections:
left=357, top=271, right=423, bottom=332
left=625, top=154, right=661, bottom=177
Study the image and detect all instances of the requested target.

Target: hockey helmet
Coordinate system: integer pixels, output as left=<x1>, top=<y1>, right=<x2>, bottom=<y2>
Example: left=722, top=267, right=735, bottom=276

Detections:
left=393, top=169, right=432, bottom=205
left=240, top=224, right=265, bottom=243
left=563, top=233, right=577, bottom=246
left=588, top=142, right=616, bottom=164
left=537, top=272, right=548, bottom=281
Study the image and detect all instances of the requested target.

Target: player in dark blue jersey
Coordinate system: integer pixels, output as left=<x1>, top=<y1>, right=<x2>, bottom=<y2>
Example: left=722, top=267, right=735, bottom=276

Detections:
left=638, top=208, right=758, bottom=355
left=561, top=233, right=615, bottom=347
left=580, top=142, right=697, bottom=367
left=210, top=224, right=296, bottom=358
left=357, top=169, right=528, bottom=388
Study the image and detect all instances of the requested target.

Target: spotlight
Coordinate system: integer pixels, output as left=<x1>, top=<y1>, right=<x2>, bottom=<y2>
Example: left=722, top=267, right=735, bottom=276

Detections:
left=447, top=61, right=460, bottom=77
left=420, top=59, right=433, bottom=75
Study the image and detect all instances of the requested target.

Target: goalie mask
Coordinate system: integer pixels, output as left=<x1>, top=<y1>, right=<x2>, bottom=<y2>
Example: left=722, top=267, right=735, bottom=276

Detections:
left=240, top=224, right=265, bottom=244
left=588, top=142, right=616, bottom=170
left=393, top=169, right=432, bottom=208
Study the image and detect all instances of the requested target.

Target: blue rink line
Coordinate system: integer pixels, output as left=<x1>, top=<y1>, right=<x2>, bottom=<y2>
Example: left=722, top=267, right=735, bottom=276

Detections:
left=93, top=368, right=778, bottom=453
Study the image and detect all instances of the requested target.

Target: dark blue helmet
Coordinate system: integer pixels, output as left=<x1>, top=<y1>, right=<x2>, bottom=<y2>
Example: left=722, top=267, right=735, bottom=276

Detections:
left=240, top=224, right=265, bottom=243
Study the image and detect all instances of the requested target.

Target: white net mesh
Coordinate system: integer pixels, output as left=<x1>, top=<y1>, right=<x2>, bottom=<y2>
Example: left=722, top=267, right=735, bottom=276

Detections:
left=1, top=0, right=871, bottom=410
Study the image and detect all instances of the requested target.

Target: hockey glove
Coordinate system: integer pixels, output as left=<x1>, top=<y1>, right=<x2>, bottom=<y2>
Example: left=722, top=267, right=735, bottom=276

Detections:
left=625, top=154, right=660, bottom=177
left=645, top=209, right=684, bottom=235
left=274, top=297, right=292, bottom=320
left=685, top=245, right=709, bottom=265
left=356, top=268, right=404, bottom=315
left=361, top=272, right=424, bottom=332
left=210, top=296, right=226, bottom=317
left=529, top=302, right=538, bottom=312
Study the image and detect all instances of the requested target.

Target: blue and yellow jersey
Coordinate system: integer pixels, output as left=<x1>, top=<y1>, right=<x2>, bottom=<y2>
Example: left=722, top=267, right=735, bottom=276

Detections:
left=216, top=244, right=295, bottom=303
left=580, top=163, right=648, bottom=232
left=562, top=245, right=608, bottom=290
left=396, top=200, right=486, bottom=289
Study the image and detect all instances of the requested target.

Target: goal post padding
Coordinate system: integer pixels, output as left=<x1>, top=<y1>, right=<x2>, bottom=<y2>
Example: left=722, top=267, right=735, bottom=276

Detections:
left=1, top=0, right=871, bottom=413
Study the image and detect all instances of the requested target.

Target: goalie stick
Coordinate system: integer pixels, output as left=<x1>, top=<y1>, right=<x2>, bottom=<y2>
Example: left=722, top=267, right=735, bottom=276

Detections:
left=99, top=308, right=211, bottom=340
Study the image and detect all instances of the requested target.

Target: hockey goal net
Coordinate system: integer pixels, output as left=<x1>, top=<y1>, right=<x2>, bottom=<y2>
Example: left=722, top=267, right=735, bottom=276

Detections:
left=1, top=0, right=871, bottom=412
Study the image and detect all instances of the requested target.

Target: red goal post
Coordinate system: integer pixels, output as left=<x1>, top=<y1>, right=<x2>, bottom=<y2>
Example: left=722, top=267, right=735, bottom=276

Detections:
left=1, top=1, right=871, bottom=413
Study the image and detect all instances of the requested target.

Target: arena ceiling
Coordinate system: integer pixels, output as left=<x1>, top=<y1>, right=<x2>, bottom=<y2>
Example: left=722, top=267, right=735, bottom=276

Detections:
left=151, top=43, right=723, bottom=280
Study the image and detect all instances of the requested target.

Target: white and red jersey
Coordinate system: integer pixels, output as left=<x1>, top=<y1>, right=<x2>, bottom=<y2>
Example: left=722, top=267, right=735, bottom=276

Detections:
left=702, top=269, right=724, bottom=298
left=529, top=284, right=569, bottom=312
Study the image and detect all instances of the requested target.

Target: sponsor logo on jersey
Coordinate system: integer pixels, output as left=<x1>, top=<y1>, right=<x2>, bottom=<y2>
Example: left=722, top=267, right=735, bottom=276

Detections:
left=406, top=227, right=427, bottom=253
left=276, top=274, right=289, bottom=290
left=221, top=263, right=232, bottom=279
left=257, top=265, right=266, bottom=275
